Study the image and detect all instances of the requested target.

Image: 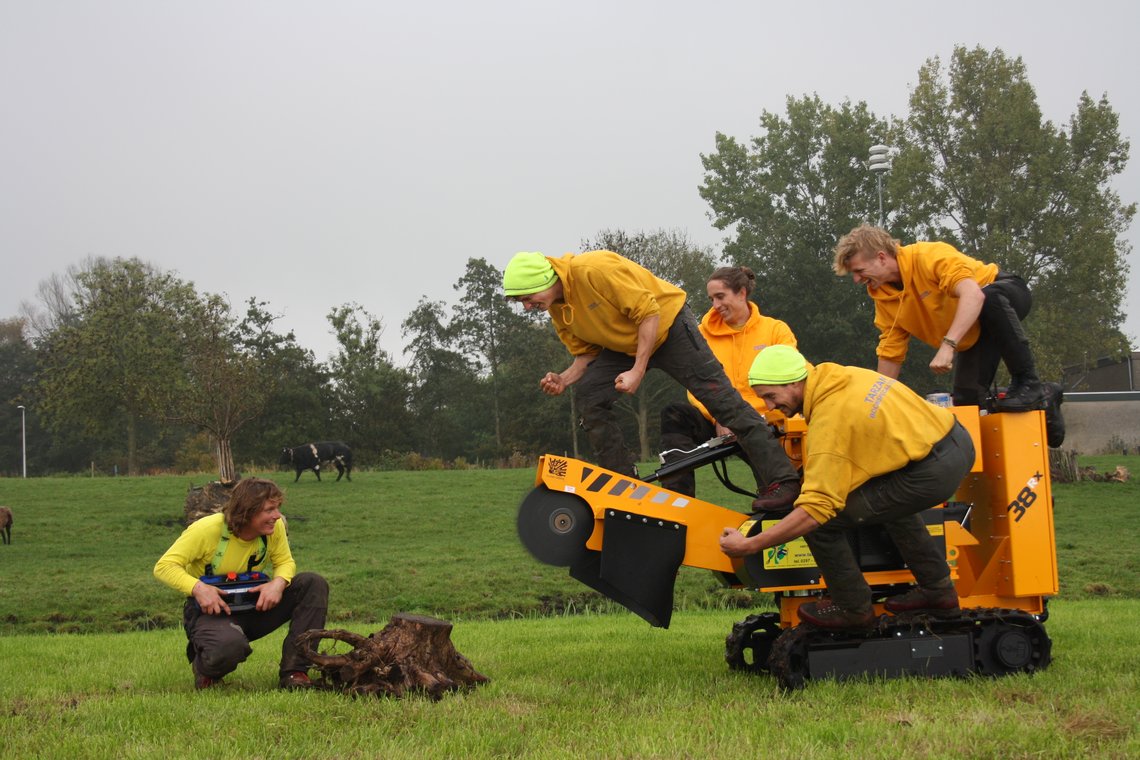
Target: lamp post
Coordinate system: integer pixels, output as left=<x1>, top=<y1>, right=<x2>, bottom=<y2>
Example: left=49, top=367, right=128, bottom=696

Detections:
left=868, top=144, right=891, bottom=227
left=17, top=405, right=26, bottom=478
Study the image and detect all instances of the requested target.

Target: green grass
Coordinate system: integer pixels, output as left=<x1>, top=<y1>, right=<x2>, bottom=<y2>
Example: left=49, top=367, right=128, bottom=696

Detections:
left=0, top=459, right=1138, bottom=758
left=0, top=457, right=1136, bottom=636
left=0, top=603, right=1137, bottom=759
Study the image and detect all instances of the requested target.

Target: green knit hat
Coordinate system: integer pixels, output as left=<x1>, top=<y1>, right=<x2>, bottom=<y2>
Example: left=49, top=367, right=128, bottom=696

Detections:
left=503, top=252, right=557, bottom=297
left=749, top=345, right=809, bottom=386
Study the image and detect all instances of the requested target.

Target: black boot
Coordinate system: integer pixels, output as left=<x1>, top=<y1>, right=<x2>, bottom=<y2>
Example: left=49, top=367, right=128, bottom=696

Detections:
left=1043, top=382, right=1066, bottom=447
left=996, top=374, right=1045, bottom=412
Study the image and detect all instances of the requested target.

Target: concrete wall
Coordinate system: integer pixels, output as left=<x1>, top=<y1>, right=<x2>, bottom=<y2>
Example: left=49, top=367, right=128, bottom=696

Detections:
left=1057, top=397, right=1140, bottom=455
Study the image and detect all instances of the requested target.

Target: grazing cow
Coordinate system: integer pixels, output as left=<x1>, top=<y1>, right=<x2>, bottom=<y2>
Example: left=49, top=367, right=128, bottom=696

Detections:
left=0, top=506, right=11, bottom=545
left=279, top=441, right=353, bottom=482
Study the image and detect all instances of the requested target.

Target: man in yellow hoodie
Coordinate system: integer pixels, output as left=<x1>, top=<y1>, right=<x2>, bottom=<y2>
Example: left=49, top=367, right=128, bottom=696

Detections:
left=503, top=250, right=800, bottom=510
left=719, top=345, right=975, bottom=631
left=833, top=224, right=1045, bottom=413
left=658, top=265, right=798, bottom=501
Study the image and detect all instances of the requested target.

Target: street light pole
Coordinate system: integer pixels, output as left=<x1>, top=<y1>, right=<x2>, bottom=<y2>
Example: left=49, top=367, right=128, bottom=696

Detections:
left=17, top=405, right=26, bottom=478
left=868, top=144, right=891, bottom=227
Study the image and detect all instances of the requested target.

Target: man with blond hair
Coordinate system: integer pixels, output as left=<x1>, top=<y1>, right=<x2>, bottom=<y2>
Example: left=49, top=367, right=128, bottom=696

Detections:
left=833, top=224, right=1046, bottom=412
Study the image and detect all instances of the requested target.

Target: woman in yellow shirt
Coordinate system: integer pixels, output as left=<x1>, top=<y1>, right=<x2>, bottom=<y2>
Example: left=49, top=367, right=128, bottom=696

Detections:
left=658, top=266, right=799, bottom=508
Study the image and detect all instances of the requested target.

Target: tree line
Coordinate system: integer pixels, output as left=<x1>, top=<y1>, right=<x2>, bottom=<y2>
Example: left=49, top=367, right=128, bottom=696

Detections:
left=1, top=46, right=1134, bottom=478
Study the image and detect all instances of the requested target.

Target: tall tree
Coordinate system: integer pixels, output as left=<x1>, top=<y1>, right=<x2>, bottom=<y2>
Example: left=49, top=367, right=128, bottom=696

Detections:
left=34, top=258, right=199, bottom=475
left=450, top=258, right=532, bottom=457
left=0, top=318, right=38, bottom=476
left=327, top=303, right=414, bottom=462
left=231, top=298, right=332, bottom=463
left=165, top=294, right=270, bottom=481
left=700, top=95, right=892, bottom=374
left=493, top=315, right=576, bottom=463
left=891, top=45, right=1135, bottom=378
left=700, top=48, right=1134, bottom=392
left=401, top=297, right=473, bottom=459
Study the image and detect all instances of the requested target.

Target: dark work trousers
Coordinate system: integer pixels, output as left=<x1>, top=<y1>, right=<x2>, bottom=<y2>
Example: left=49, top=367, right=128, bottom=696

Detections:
left=575, top=304, right=797, bottom=487
left=802, top=421, right=975, bottom=614
left=182, top=571, right=329, bottom=680
left=953, top=273, right=1035, bottom=406
left=659, top=401, right=767, bottom=497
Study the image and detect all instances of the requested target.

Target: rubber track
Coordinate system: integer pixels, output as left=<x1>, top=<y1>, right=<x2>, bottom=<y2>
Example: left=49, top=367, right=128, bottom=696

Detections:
left=763, top=607, right=1051, bottom=690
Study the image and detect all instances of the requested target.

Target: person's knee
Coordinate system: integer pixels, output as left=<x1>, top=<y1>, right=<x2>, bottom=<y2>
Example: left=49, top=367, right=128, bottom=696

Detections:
left=291, top=572, right=329, bottom=606
left=199, top=624, right=252, bottom=673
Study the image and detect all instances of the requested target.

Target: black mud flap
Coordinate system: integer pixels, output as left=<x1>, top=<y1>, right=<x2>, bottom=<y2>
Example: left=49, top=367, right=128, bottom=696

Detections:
left=569, top=509, right=687, bottom=628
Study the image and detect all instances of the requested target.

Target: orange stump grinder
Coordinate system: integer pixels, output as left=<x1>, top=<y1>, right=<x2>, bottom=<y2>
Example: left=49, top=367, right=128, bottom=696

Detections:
left=516, top=405, right=1055, bottom=688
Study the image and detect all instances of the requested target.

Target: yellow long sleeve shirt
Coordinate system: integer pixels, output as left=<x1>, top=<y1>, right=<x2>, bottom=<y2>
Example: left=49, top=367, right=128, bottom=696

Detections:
left=796, top=363, right=956, bottom=524
left=547, top=250, right=687, bottom=357
left=687, top=302, right=797, bottom=422
left=869, top=241, right=999, bottom=364
left=153, top=513, right=296, bottom=596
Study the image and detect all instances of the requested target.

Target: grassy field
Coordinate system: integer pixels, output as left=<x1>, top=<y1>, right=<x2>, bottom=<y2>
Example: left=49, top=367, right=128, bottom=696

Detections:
left=0, top=456, right=1138, bottom=758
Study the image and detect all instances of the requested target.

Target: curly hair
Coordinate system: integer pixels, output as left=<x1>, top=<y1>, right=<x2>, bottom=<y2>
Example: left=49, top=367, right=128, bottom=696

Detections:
left=707, top=266, right=756, bottom=295
left=223, top=478, right=284, bottom=534
left=833, top=224, right=900, bottom=275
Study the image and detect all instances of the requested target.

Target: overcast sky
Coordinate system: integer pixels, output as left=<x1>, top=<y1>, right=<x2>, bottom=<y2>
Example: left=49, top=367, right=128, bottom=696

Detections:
left=3, top=1, right=1138, bottom=365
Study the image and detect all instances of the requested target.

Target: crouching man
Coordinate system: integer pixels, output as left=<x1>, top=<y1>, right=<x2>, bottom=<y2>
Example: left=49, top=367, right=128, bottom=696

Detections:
left=154, top=477, right=328, bottom=689
left=719, top=345, right=975, bottom=630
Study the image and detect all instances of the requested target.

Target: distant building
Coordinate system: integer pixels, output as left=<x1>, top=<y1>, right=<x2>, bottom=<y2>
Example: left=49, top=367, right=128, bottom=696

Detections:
left=1061, top=351, right=1139, bottom=392
left=1057, top=351, right=1140, bottom=454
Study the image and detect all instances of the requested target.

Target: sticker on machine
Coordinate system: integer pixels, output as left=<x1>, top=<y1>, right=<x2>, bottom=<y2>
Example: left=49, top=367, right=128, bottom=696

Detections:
left=760, top=520, right=816, bottom=569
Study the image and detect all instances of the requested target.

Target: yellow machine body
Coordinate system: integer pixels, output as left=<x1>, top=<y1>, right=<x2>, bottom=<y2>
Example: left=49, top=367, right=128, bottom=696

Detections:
left=525, top=405, right=1056, bottom=628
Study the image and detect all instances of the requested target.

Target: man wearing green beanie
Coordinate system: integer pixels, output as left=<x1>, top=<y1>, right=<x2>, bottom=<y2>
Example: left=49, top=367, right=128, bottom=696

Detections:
left=502, top=250, right=800, bottom=510
left=719, top=345, right=975, bottom=630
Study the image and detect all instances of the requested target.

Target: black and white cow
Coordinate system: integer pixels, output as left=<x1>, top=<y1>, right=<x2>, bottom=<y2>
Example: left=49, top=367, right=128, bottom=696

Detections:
left=279, top=441, right=353, bottom=482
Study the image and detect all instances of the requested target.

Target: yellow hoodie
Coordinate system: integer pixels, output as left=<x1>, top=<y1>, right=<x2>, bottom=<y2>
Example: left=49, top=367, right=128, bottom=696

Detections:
left=687, top=302, right=797, bottom=422
left=869, top=241, right=999, bottom=364
left=547, top=251, right=687, bottom=357
left=153, top=512, right=297, bottom=596
left=797, top=363, right=956, bottom=524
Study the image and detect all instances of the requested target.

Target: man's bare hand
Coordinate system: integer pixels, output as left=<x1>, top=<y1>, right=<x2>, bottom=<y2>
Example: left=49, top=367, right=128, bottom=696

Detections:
left=540, top=372, right=566, bottom=395
left=191, top=580, right=231, bottom=616
left=719, top=527, right=754, bottom=558
left=253, top=577, right=287, bottom=612
left=614, top=368, right=645, bottom=394
left=929, top=344, right=955, bottom=375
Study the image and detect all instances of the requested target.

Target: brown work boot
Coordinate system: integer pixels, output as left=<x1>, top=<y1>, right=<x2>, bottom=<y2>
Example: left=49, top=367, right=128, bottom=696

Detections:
left=279, top=671, right=313, bottom=690
left=884, top=585, right=960, bottom=618
left=192, top=662, right=220, bottom=690
left=796, top=601, right=876, bottom=631
left=751, top=480, right=800, bottom=512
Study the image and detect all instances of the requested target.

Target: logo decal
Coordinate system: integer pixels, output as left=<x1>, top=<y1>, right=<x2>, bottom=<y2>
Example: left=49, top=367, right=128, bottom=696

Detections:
left=1006, top=471, right=1042, bottom=522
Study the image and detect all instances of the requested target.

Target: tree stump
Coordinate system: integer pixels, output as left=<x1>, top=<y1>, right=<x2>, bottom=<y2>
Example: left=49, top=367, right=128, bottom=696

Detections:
left=1048, top=449, right=1080, bottom=483
left=183, top=478, right=240, bottom=524
left=296, top=613, right=490, bottom=699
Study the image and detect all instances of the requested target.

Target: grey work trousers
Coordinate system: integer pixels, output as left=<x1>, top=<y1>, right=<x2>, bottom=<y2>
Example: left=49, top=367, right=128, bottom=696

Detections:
left=803, top=421, right=975, bottom=613
left=182, top=571, right=329, bottom=679
left=575, top=304, right=798, bottom=487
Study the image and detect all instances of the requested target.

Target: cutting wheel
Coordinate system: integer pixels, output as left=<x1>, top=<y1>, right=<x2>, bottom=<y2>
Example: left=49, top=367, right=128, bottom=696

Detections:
left=516, top=486, right=595, bottom=567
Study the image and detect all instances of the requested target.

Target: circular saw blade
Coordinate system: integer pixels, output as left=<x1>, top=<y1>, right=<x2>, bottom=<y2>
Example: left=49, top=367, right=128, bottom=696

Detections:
left=516, top=486, right=595, bottom=567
